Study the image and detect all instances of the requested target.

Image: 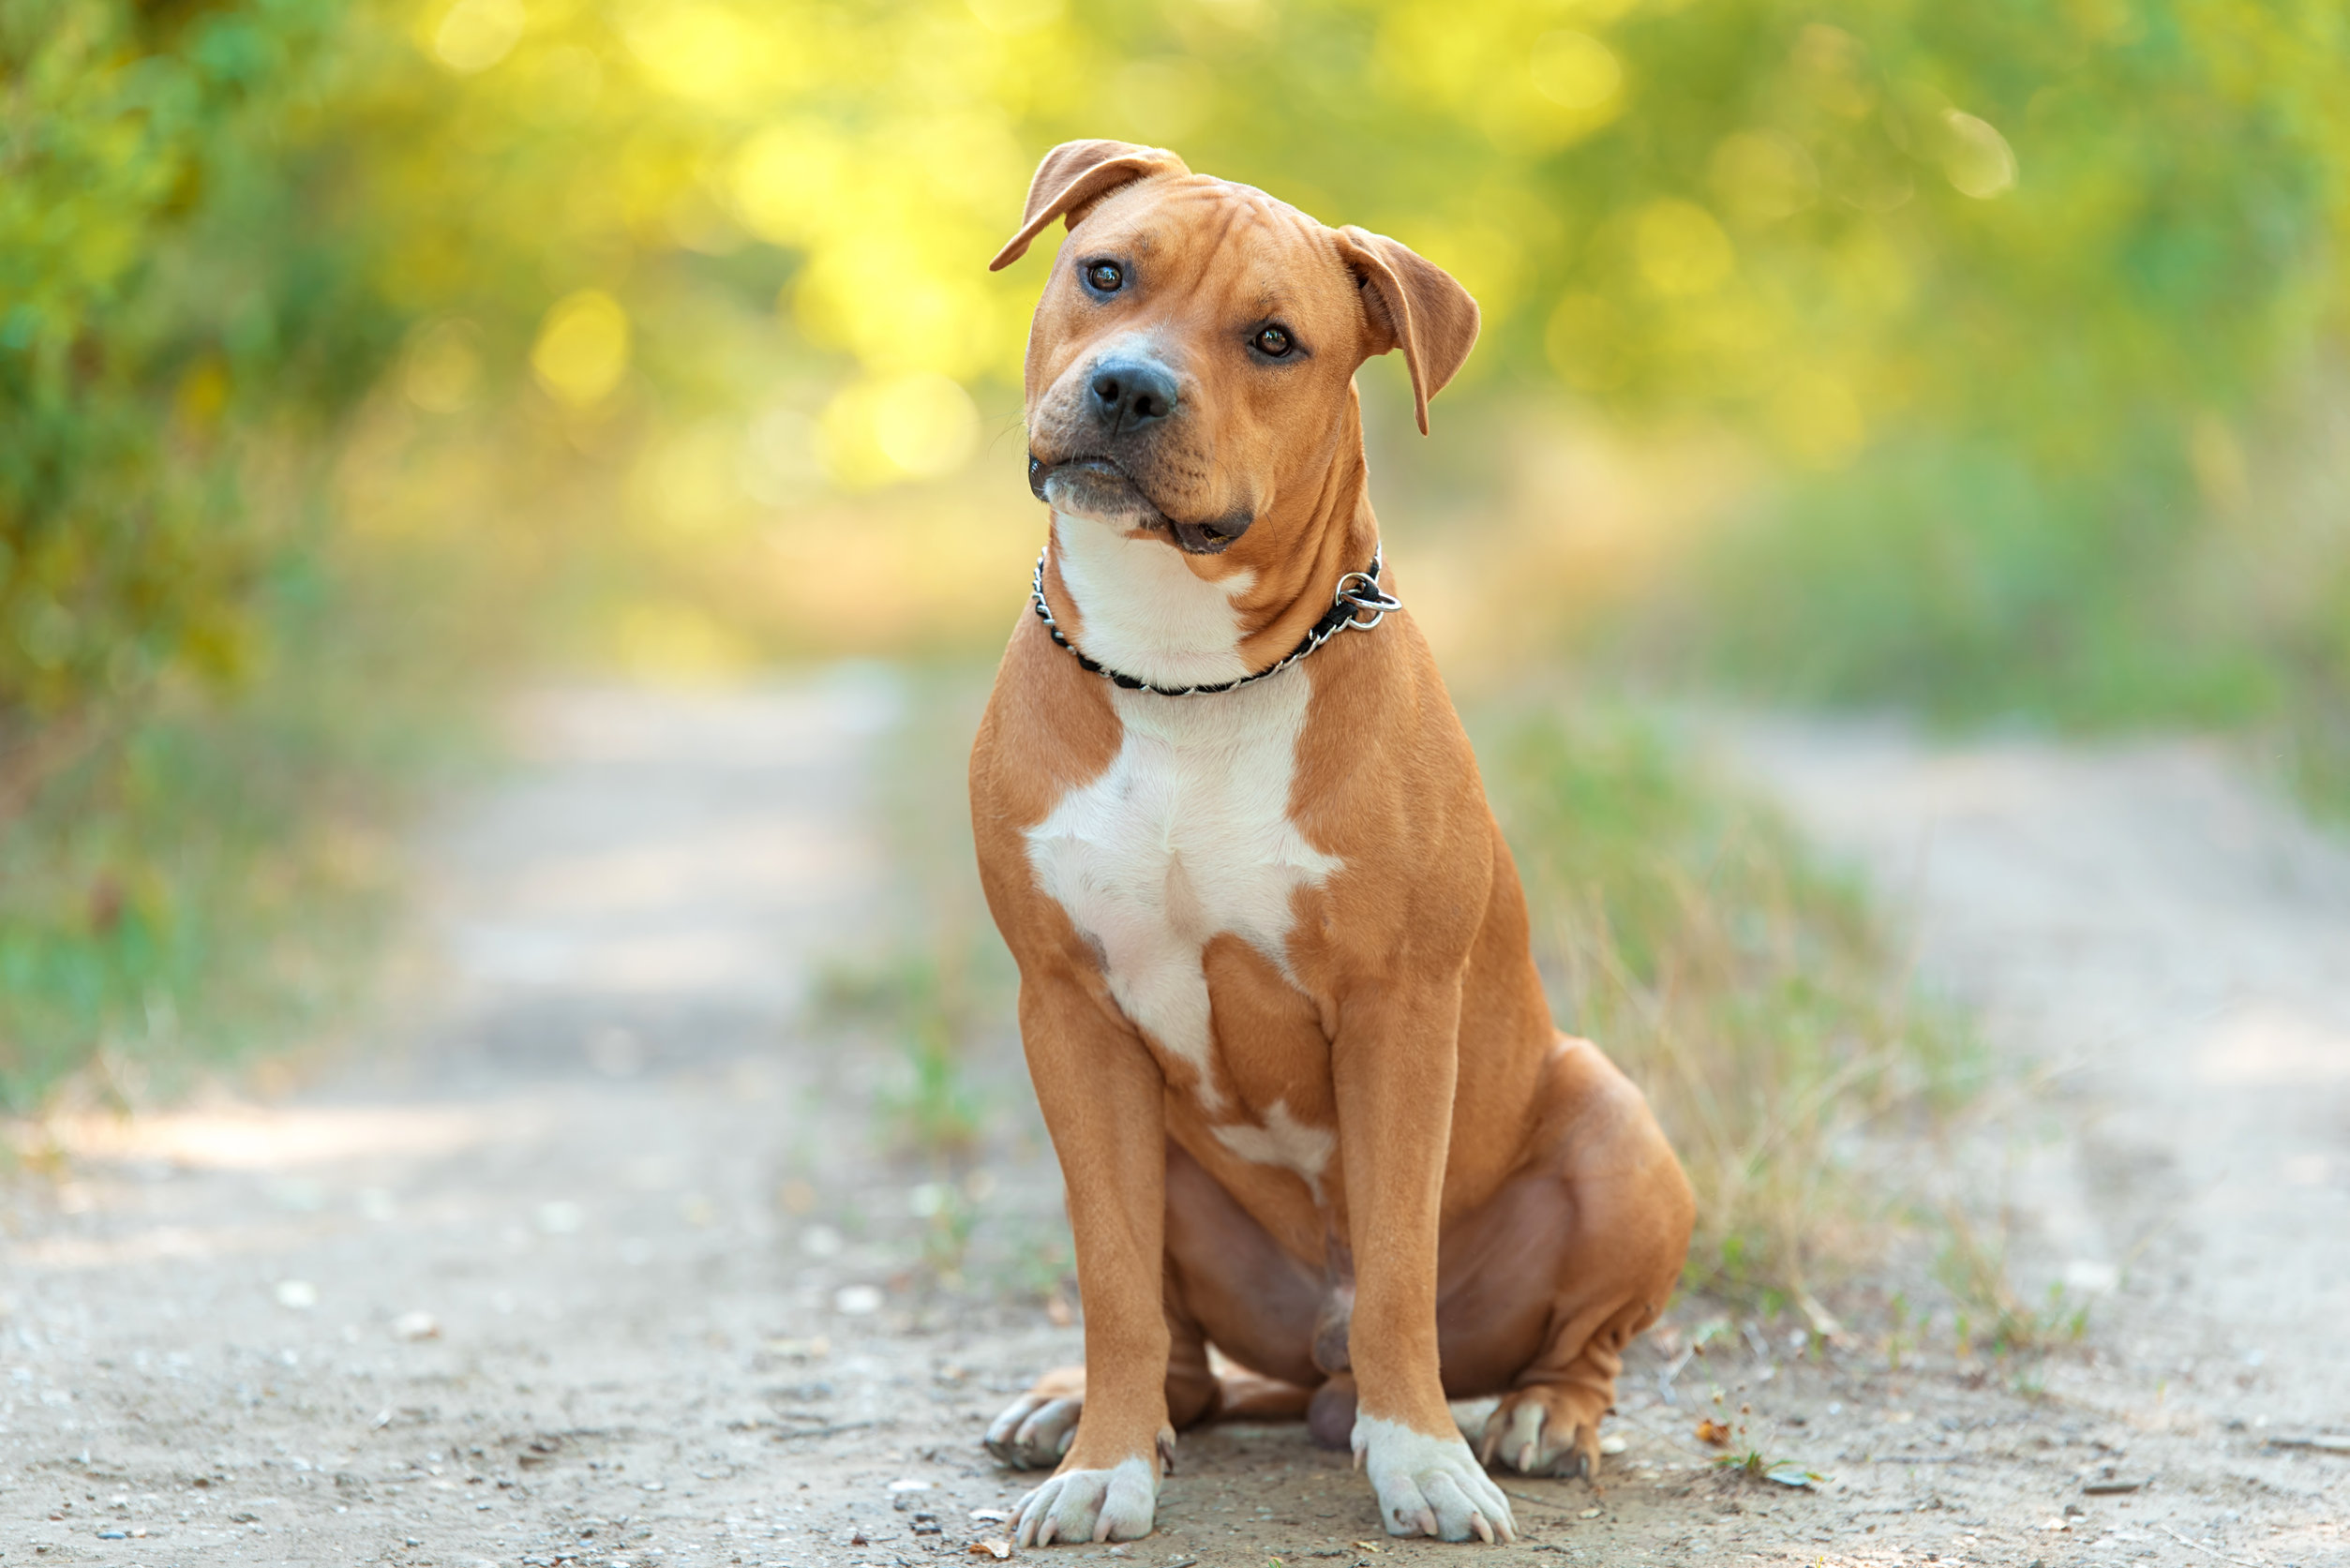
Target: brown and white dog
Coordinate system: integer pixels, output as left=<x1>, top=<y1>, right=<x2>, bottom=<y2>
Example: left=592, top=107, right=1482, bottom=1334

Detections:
left=967, top=141, right=1695, bottom=1548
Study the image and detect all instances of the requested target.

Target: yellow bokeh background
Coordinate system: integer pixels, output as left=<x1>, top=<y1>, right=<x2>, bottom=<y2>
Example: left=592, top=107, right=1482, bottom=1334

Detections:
left=21, top=0, right=2350, bottom=711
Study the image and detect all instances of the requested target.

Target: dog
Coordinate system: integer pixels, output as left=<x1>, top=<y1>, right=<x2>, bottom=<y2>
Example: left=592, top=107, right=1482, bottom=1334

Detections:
left=966, top=140, right=1695, bottom=1548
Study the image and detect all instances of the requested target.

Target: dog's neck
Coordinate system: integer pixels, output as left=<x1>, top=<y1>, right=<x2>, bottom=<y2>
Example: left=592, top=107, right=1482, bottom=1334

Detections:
left=1040, top=396, right=1380, bottom=693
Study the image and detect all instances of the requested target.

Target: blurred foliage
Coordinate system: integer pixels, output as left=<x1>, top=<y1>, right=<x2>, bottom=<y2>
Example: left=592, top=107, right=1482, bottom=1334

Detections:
left=7, top=0, right=2348, bottom=1096
left=0, top=0, right=486, bottom=1102
left=15, top=0, right=2348, bottom=718
left=1479, top=700, right=1978, bottom=1304
left=356, top=0, right=2344, bottom=783
left=0, top=567, right=471, bottom=1112
left=16, top=0, right=2323, bottom=679
left=2, top=0, right=397, bottom=716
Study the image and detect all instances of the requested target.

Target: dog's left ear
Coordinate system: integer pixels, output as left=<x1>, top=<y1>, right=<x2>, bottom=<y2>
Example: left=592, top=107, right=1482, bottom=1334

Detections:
left=989, top=140, right=1191, bottom=272
left=1332, top=227, right=1481, bottom=435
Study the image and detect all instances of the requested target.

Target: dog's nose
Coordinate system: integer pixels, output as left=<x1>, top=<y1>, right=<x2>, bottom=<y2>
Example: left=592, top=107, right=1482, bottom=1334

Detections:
left=1087, top=358, right=1179, bottom=436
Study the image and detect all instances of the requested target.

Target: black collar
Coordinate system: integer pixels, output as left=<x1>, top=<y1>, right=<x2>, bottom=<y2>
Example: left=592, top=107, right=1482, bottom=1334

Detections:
left=1029, top=545, right=1401, bottom=696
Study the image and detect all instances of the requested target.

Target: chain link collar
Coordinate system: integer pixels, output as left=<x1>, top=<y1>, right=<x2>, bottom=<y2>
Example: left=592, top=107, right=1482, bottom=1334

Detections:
left=1029, top=545, right=1401, bottom=697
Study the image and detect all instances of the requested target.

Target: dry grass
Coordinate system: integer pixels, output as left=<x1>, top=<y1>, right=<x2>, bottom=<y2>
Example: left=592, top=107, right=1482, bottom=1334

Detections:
left=1476, top=698, right=1980, bottom=1312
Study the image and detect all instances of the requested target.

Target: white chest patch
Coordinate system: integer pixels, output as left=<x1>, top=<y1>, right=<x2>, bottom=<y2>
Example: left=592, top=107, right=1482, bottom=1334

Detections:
left=1025, top=522, right=1340, bottom=1115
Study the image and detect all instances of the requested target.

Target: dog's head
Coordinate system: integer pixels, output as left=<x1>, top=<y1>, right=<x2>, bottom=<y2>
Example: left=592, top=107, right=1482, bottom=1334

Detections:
left=992, top=141, right=1478, bottom=564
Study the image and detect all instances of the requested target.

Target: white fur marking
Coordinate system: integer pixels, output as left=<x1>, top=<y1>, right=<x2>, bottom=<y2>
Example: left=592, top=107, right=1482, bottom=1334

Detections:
left=1213, top=1098, right=1337, bottom=1188
left=1013, top=1453, right=1159, bottom=1546
left=1352, top=1414, right=1518, bottom=1543
left=1025, top=640, right=1338, bottom=1116
left=1052, top=512, right=1254, bottom=689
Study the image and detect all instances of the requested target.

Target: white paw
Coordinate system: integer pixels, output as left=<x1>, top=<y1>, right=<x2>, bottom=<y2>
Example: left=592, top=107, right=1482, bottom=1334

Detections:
left=1353, top=1414, right=1516, bottom=1544
left=1011, top=1456, right=1158, bottom=1546
left=984, top=1392, right=1082, bottom=1470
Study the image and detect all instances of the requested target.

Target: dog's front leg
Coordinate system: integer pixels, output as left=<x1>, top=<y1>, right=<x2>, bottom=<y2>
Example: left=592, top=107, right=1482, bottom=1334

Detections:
left=1335, top=980, right=1516, bottom=1545
left=1010, top=971, right=1173, bottom=1546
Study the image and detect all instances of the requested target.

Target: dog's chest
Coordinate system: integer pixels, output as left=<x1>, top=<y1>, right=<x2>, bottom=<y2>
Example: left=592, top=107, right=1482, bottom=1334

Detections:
left=1025, top=673, right=1340, bottom=1110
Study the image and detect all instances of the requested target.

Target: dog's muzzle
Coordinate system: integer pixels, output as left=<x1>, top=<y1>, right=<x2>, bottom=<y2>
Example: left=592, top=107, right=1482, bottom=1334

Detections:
left=1028, top=454, right=1253, bottom=554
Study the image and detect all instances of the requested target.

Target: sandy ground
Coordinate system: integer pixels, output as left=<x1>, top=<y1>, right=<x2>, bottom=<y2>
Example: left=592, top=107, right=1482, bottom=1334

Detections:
left=3, top=687, right=2346, bottom=1568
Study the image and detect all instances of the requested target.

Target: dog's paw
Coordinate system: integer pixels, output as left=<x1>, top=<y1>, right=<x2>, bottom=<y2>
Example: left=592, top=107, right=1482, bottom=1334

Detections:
left=1011, top=1456, right=1157, bottom=1546
left=984, top=1391, right=1084, bottom=1470
left=1477, top=1388, right=1601, bottom=1479
left=1353, top=1415, right=1516, bottom=1543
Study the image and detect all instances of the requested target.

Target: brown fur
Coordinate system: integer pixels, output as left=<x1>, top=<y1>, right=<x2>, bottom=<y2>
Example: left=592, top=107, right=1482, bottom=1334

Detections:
left=969, top=141, right=1695, bottom=1544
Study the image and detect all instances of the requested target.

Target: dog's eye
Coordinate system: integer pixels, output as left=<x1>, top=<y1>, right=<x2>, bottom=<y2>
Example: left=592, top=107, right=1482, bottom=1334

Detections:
left=1085, top=261, right=1123, bottom=293
left=1253, top=325, right=1293, bottom=358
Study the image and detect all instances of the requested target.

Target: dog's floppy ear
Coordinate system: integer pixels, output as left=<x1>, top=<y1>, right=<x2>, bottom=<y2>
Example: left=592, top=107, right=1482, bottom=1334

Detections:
left=989, top=140, right=1190, bottom=272
left=1332, top=226, right=1481, bottom=435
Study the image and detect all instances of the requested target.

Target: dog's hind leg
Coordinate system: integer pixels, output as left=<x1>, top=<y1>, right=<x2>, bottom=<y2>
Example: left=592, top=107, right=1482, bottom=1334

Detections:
left=1210, top=1362, right=1319, bottom=1421
left=1439, top=1037, right=1693, bottom=1480
left=1475, top=1300, right=1664, bottom=1479
left=988, top=1142, right=1325, bottom=1471
left=984, top=1304, right=1315, bottom=1471
left=1163, top=1139, right=1332, bottom=1433
left=1167, top=1303, right=1321, bottom=1432
left=984, top=1364, right=1087, bottom=1470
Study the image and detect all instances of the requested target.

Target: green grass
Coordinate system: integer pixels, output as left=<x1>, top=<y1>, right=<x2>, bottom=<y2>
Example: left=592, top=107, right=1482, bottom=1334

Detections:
left=1935, top=1200, right=2093, bottom=1356
left=1688, top=437, right=2280, bottom=728
left=0, top=543, right=495, bottom=1113
left=816, top=945, right=993, bottom=1161
left=1674, top=424, right=2350, bottom=822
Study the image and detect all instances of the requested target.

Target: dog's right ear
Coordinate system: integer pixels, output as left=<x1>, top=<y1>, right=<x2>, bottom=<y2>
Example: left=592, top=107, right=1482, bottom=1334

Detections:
left=989, top=140, right=1190, bottom=272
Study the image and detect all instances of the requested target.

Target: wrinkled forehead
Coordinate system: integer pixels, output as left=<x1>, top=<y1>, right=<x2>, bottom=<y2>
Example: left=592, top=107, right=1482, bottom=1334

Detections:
left=1076, top=177, right=1356, bottom=332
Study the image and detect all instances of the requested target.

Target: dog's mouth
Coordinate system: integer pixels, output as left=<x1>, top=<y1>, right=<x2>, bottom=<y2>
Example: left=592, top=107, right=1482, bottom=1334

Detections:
left=1028, top=454, right=1251, bottom=556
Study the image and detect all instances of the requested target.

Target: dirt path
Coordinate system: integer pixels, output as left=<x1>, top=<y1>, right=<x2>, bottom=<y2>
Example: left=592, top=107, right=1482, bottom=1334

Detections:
left=3, top=694, right=2346, bottom=1568
left=1719, top=721, right=2350, bottom=1423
